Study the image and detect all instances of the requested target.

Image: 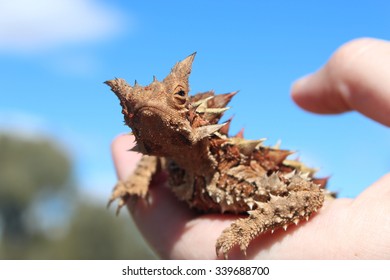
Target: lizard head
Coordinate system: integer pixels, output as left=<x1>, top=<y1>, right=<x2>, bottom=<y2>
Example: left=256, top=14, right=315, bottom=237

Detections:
left=105, top=53, right=205, bottom=156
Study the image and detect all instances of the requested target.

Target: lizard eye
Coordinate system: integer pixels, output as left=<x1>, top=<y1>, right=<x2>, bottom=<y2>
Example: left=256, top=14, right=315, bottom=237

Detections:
left=175, top=90, right=186, bottom=97
left=173, top=88, right=187, bottom=106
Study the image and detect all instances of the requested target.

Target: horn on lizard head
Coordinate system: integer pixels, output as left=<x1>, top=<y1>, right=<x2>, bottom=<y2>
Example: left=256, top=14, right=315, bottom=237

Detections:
left=163, top=52, right=197, bottom=85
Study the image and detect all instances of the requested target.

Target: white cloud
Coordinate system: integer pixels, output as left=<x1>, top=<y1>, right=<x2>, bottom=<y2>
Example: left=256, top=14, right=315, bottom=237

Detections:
left=47, top=53, right=101, bottom=77
left=0, top=0, right=128, bottom=53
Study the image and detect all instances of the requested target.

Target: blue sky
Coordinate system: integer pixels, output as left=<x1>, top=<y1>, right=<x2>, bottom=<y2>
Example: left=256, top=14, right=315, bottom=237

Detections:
left=0, top=0, right=389, bottom=201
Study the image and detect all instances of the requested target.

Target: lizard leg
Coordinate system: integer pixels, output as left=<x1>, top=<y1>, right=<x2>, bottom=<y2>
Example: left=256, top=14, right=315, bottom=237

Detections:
left=216, top=181, right=324, bottom=258
left=108, top=155, right=159, bottom=215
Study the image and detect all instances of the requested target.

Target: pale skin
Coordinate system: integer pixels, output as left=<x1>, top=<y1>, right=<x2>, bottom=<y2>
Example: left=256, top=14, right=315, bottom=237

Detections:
left=112, top=38, right=390, bottom=259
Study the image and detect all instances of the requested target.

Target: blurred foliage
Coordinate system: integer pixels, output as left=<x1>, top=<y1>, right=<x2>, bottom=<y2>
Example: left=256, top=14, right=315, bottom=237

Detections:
left=0, top=133, right=156, bottom=259
left=0, top=134, right=71, bottom=206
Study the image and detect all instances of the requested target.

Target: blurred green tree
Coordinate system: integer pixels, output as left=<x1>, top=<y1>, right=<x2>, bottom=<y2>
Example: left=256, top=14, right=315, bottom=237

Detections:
left=0, top=133, right=155, bottom=259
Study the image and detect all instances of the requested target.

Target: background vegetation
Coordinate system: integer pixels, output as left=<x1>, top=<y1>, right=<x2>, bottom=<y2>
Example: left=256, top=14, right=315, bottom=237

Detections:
left=0, top=132, right=156, bottom=259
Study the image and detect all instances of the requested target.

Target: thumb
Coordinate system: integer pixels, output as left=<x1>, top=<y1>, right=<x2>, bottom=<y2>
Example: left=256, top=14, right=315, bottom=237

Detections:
left=291, top=38, right=390, bottom=127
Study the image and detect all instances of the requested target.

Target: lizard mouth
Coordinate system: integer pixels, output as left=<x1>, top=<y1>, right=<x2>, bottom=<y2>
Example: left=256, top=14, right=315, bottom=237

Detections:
left=136, top=106, right=168, bottom=117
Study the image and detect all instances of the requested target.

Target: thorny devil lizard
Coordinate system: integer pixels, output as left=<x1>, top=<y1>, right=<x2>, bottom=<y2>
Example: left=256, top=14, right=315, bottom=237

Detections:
left=105, top=53, right=332, bottom=258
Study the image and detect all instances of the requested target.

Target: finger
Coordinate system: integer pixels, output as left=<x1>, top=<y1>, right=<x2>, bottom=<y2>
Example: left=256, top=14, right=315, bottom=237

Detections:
left=291, top=38, right=390, bottom=127
left=342, top=173, right=390, bottom=259
left=129, top=183, right=205, bottom=259
left=351, top=173, right=390, bottom=214
left=111, top=134, right=142, bottom=179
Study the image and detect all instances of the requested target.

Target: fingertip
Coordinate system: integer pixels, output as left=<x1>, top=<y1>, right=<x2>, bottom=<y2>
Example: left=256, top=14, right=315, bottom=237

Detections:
left=111, top=133, right=135, bottom=153
left=292, top=38, right=390, bottom=126
left=111, top=133, right=142, bottom=179
left=291, top=69, right=351, bottom=115
left=290, top=74, right=314, bottom=110
left=291, top=72, right=329, bottom=114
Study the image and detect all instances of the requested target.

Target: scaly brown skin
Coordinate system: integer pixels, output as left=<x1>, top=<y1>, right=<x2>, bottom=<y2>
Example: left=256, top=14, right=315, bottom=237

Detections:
left=105, top=53, right=331, bottom=258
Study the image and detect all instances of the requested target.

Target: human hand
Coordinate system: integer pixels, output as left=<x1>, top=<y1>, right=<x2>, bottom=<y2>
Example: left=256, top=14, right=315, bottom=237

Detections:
left=291, top=38, right=390, bottom=127
left=112, top=38, right=390, bottom=259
